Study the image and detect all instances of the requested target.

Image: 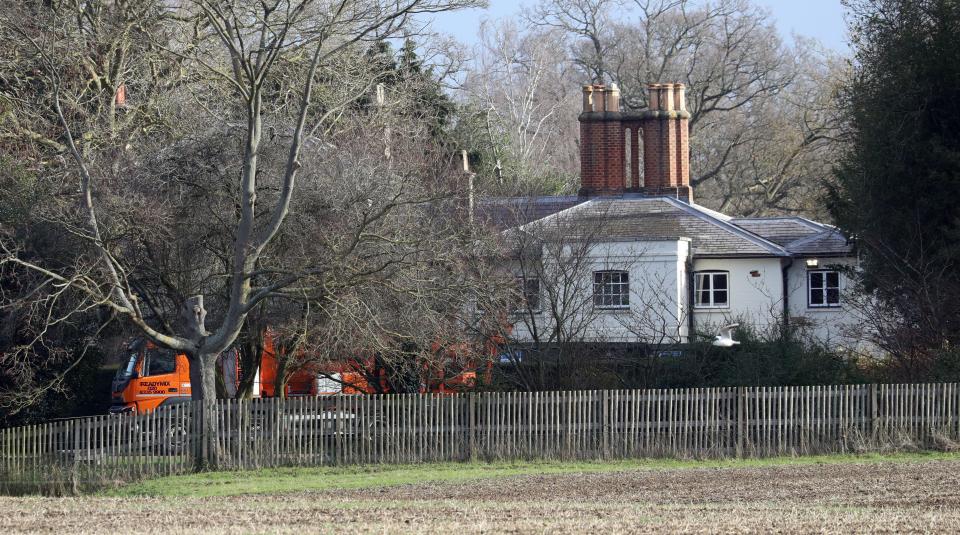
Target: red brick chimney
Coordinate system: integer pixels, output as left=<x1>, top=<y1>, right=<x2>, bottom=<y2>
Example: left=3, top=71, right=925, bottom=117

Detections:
left=640, top=83, right=692, bottom=202
left=577, top=82, right=692, bottom=202
left=578, top=84, right=624, bottom=195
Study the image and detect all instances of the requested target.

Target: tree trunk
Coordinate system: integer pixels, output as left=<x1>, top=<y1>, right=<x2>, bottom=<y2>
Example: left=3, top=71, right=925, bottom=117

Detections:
left=215, top=353, right=228, bottom=399
left=181, top=295, right=220, bottom=471
left=236, top=335, right=264, bottom=399
left=274, top=354, right=288, bottom=400
left=189, top=351, right=220, bottom=471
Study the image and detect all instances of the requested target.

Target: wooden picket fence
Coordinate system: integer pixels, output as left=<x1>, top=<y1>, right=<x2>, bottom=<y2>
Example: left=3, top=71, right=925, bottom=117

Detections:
left=2, top=383, right=960, bottom=494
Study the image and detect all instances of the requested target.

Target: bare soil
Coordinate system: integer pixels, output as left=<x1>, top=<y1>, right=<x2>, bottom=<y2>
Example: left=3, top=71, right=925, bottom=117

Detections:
left=4, top=459, right=960, bottom=534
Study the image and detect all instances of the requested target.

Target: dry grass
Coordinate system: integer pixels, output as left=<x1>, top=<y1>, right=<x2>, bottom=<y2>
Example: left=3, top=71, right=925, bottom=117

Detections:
left=4, top=457, right=960, bottom=533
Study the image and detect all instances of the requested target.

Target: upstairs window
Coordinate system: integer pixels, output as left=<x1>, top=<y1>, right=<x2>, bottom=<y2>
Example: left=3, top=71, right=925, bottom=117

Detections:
left=808, top=270, right=841, bottom=308
left=593, top=270, right=629, bottom=308
left=695, top=271, right=729, bottom=308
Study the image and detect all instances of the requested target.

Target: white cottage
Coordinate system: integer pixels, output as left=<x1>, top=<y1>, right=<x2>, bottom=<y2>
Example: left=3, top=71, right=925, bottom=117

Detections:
left=482, top=82, right=860, bottom=350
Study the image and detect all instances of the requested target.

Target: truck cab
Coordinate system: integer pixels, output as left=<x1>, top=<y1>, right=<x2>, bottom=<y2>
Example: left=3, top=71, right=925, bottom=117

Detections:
left=110, top=342, right=192, bottom=414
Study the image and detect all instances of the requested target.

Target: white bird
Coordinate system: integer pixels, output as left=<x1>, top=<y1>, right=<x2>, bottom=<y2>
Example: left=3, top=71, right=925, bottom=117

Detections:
left=712, top=323, right=741, bottom=347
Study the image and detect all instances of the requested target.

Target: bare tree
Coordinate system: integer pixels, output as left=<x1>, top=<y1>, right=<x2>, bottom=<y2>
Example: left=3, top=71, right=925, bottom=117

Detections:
left=524, top=0, right=623, bottom=83
left=499, top=211, right=607, bottom=389
left=694, top=40, right=846, bottom=217
left=459, top=21, right=582, bottom=193
left=0, top=0, right=481, bottom=468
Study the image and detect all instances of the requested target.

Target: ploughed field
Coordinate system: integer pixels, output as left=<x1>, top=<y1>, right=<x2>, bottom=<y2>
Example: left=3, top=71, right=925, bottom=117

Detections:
left=3, top=456, right=960, bottom=533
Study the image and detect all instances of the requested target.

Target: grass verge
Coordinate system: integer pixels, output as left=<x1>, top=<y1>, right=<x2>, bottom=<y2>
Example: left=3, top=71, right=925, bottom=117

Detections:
left=106, top=451, right=960, bottom=498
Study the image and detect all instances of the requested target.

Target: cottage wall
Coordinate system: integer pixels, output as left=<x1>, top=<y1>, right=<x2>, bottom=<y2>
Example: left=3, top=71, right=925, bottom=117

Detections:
left=510, top=248, right=866, bottom=349
left=510, top=239, right=690, bottom=344
left=786, top=256, right=865, bottom=350
left=690, top=257, right=785, bottom=337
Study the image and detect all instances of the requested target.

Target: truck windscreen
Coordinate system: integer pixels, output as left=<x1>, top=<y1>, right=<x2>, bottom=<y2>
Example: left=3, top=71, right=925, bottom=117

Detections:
left=115, top=353, right=137, bottom=382
left=111, top=353, right=139, bottom=396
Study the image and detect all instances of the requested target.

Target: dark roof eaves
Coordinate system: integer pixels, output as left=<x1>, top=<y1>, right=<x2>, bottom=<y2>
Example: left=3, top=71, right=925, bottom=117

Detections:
left=792, top=252, right=853, bottom=258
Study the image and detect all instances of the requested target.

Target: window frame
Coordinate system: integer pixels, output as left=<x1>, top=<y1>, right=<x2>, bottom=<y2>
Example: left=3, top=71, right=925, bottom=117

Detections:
left=694, top=270, right=730, bottom=309
left=514, top=276, right=541, bottom=313
left=807, top=269, right=841, bottom=308
left=593, top=270, right=630, bottom=309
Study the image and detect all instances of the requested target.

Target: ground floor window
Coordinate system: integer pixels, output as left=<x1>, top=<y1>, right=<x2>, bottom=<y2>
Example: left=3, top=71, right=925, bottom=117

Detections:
left=515, top=277, right=541, bottom=312
left=594, top=270, right=629, bottom=308
left=695, top=271, right=729, bottom=308
left=808, top=270, right=840, bottom=307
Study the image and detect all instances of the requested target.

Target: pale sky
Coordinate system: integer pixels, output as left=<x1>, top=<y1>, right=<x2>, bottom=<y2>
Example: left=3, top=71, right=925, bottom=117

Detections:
left=429, top=0, right=850, bottom=53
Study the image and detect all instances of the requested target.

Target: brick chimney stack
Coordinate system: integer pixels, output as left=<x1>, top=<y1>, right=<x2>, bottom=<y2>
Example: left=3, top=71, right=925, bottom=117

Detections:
left=641, top=83, right=692, bottom=202
left=578, top=84, right=625, bottom=195
left=577, top=82, right=692, bottom=202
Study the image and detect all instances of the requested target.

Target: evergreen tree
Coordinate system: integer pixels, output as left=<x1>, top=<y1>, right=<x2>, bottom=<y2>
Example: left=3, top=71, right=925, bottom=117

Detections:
left=357, top=39, right=455, bottom=142
left=831, top=0, right=960, bottom=377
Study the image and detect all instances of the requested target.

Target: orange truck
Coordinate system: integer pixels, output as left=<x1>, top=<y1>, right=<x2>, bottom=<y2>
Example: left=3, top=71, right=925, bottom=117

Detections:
left=109, top=338, right=483, bottom=414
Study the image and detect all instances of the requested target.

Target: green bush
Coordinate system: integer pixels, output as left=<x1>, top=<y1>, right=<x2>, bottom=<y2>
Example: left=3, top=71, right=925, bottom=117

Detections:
left=651, top=324, right=869, bottom=388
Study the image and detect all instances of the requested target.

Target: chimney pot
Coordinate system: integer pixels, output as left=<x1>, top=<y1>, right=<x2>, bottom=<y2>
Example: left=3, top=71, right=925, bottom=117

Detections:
left=115, top=84, right=127, bottom=107
left=582, top=85, right=594, bottom=112
left=673, top=83, right=686, bottom=112
left=663, top=84, right=675, bottom=112
left=606, top=83, right=620, bottom=112
left=593, top=84, right=607, bottom=112
left=648, top=84, right=660, bottom=110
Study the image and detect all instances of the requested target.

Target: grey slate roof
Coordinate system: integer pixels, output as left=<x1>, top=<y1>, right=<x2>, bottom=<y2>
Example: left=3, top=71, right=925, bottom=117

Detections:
left=729, top=217, right=823, bottom=245
left=504, top=195, right=853, bottom=258
left=783, top=231, right=853, bottom=255
left=476, top=196, right=585, bottom=231
left=730, top=217, right=853, bottom=255
left=518, top=196, right=791, bottom=257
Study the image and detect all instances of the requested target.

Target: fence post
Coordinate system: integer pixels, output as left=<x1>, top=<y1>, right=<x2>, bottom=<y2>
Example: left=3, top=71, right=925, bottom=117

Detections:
left=869, top=383, right=878, bottom=445
left=71, top=419, right=80, bottom=494
left=736, top=386, right=746, bottom=458
left=468, top=393, right=477, bottom=462
left=193, top=401, right=205, bottom=472
left=602, top=390, right=610, bottom=459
